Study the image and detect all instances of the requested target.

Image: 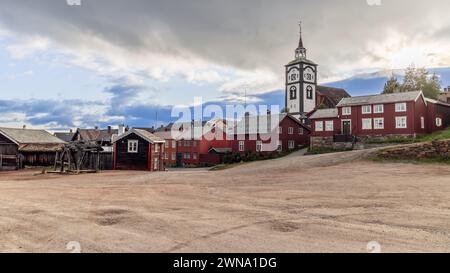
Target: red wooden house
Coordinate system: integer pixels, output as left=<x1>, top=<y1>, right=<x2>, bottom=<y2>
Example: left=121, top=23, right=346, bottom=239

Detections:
left=310, top=91, right=450, bottom=143
left=228, top=113, right=310, bottom=154
left=113, top=128, right=165, bottom=171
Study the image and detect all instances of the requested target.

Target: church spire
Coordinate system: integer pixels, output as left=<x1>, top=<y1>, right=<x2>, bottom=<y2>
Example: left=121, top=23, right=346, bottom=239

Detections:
left=295, top=21, right=307, bottom=59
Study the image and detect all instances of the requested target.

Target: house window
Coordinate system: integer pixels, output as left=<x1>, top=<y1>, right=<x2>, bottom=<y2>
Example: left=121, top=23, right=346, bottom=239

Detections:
left=374, top=118, right=384, bottom=130
left=127, top=140, right=138, bottom=153
left=342, top=107, right=351, bottom=115
left=193, top=141, right=197, bottom=147
left=436, top=117, right=443, bottom=127
left=315, top=121, right=324, bottom=132
left=362, top=105, right=372, bottom=114
left=193, top=153, right=197, bottom=160
left=239, top=141, right=245, bottom=152
left=185, top=141, right=190, bottom=147
left=178, top=141, right=182, bottom=147
left=362, top=118, right=372, bottom=130
left=171, top=152, right=176, bottom=160
left=165, top=141, right=169, bottom=148
left=395, top=116, right=407, bottom=129
left=164, top=152, right=168, bottom=160
left=290, top=86, right=297, bottom=100
left=277, top=141, right=283, bottom=152
left=172, top=140, right=176, bottom=149
left=256, top=141, right=262, bottom=152
left=278, top=127, right=283, bottom=134
left=421, top=117, right=425, bottom=129
left=325, top=121, right=334, bottom=132
left=374, top=104, right=384, bottom=114
left=395, top=103, right=407, bottom=112
left=184, top=153, right=191, bottom=159
left=288, top=127, right=294, bottom=134
left=299, top=128, right=304, bottom=135
left=288, top=140, right=295, bottom=150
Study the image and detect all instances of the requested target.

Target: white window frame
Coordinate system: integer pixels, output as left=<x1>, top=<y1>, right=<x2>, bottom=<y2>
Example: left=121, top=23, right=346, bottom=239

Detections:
left=362, top=105, right=372, bottom=114
left=315, top=121, right=324, bottom=132
left=288, top=127, right=294, bottom=135
left=421, top=116, right=425, bottom=129
left=325, top=120, right=334, bottom=132
left=395, top=116, right=407, bottom=129
left=171, top=140, right=176, bottom=149
left=164, top=141, right=169, bottom=149
left=256, top=141, right=262, bottom=152
left=127, top=140, right=138, bottom=153
left=288, top=140, right=295, bottom=150
left=436, top=117, right=443, bottom=127
left=395, top=102, right=407, bottom=112
left=164, top=152, right=168, bottom=160
left=362, top=118, right=372, bottom=130
left=239, top=141, right=245, bottom=152
left=171, top=152, right=176, bottom=160
left=374, top=104, right=384, bottom=114
left=299, top=127, right=304, bottom=135
left=374, top=118, right=384, bottom=130
left=278, top=127, right=283, bottom=134
left=193, top=153, right=197, bottom=160
left=342, top=107, right=351, bottom=116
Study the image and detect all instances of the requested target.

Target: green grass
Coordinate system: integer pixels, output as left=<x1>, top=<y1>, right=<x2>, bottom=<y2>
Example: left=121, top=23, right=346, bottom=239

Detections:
left=364, top=127, right=450, bottom=145
left=306, top=147, right=353, bottom=155
left=415, top=127, right=450, bottom=142
left=364, top=136, right=414, bottom=144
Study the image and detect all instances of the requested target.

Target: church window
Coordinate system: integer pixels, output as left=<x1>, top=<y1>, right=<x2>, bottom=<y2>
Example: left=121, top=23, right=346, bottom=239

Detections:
left=290, top=86, right=297, bottom=100
left=306, top=86, right=313, bottom=100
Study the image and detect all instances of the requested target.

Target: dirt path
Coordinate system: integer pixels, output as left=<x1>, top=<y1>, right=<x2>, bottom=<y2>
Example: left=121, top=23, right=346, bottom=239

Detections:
left=0, top=150, right=449, bottom=253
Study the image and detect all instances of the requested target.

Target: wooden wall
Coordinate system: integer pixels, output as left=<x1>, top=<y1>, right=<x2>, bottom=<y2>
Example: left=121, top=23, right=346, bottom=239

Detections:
left=115, top=133, right=150, bottom=171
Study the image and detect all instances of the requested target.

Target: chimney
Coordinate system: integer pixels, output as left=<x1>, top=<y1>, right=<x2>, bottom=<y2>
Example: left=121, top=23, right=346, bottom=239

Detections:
left=107, top=126, right=112, bottom=133
left=118, top=124, right=125, bottom=135
left=267, top=110, right=271, bottom=115
left=69, top=129, right=73, bottom=133
left=22, top=125, right=26, bottom=129
left=94, top=126, right=99, bottom=130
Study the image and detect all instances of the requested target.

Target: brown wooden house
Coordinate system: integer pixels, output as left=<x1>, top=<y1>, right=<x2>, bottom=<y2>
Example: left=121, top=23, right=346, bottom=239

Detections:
left=113, top=128, right=165, bottom=171
left=0, top=127, right=66, bottom=170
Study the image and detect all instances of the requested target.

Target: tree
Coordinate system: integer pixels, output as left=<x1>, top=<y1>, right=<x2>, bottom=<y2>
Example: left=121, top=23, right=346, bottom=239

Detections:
left=382, top=75, right=401, bottom=94
left=381, top=65, right=441, bottom=99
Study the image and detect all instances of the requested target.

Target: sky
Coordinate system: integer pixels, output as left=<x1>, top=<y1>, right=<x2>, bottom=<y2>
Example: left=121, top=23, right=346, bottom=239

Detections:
left=1, top=0, right=450, bottom=130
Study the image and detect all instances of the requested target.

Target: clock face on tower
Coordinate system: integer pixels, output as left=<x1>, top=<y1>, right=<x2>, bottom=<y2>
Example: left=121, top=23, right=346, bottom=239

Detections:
left=303, top=67, right=315, bottom=83
left=287, top=67, right=300, bottom=84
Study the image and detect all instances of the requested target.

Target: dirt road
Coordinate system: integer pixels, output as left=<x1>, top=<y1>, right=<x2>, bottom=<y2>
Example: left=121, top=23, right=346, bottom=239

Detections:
left=0, top=150, right=449, bottom=253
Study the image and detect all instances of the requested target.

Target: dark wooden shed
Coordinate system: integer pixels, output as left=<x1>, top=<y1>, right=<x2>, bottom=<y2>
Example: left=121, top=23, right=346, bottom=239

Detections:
left=113, top=128, right=165, bottom=171
left=0, top=127, right=66, bottom=170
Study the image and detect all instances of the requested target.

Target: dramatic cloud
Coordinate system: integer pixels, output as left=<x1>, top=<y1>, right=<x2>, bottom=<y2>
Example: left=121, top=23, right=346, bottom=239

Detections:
left=1, top=0, right=450, bottom=129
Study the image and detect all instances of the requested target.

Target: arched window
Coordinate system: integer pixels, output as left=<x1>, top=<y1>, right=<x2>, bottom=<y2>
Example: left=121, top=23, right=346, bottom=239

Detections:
left=290, top=86, right=297, bottom=100
left=306, top=85, right=313, bottom=100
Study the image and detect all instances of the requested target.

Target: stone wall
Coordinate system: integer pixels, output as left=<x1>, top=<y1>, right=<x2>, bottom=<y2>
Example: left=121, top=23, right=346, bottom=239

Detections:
left=377, top=139, right=450, bottom=160
left=311, top=136, right=334, bottom=149
left=311, top=136, right=354, bottom=150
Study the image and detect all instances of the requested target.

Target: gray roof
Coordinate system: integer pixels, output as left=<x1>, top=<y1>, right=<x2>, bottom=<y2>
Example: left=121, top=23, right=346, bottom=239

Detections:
left=54, top=132, right=75, bottom=142
left=337, top=91, right=423, bottom=107
left=425, top=98, right=450, bottom=107
left=228, top=114, right=307, bottom=135
left=309, top=109, right=339, bottom=119
left=0, top=127, right=66, bottom=144
left=113, top=128, right=165, bottom=144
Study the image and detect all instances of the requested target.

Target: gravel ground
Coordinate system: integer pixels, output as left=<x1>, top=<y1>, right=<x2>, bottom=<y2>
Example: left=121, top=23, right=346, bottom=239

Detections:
left=0, top=149, right=449, bottom=253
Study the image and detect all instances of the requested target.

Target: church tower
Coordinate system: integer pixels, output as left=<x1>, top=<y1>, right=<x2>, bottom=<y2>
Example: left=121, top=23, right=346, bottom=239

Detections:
left=285, top=22, right=317, bottom=119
